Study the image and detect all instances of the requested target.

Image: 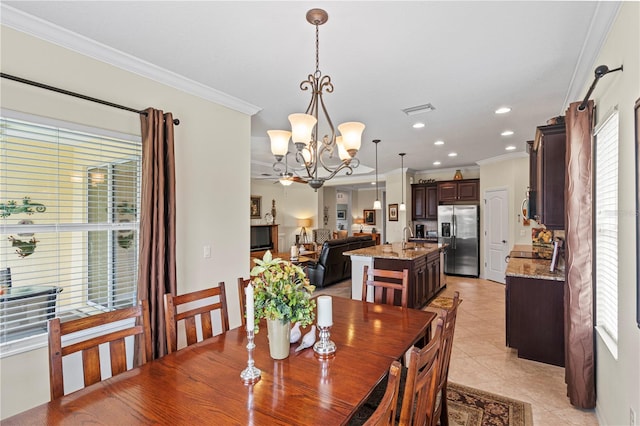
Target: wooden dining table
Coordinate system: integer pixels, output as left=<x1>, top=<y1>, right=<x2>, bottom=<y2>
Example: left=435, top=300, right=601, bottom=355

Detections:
left=4, top=297, right=435, bottom=425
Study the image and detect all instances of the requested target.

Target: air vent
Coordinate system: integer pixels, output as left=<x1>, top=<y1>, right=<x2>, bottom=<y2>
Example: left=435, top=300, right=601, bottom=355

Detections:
left=402, top=103, right=436, bottom=116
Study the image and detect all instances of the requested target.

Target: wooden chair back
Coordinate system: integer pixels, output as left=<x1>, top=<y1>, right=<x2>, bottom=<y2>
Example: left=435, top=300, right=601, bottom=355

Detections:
left=399, top=317, right=443, bottom=426
left=362, top=265, right=409, bottom=308
left=363, top=360, right=403, bottom=426
left=434, top=291, right=461, bottom=426
left=48, top=300, right=152, bottom=400
left=237, top=277, right=250, bottom=328
left=163, top=283, right=229, bottom=354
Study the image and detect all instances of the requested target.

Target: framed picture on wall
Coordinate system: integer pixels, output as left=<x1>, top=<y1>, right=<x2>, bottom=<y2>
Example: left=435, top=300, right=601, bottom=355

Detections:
left=389, top=204, right=398, bottom=221
left=364, top=209, right=376, bottom=225
left=250, top=195, right=261, bottom=219
left=337, top=210, right=346, bottom=220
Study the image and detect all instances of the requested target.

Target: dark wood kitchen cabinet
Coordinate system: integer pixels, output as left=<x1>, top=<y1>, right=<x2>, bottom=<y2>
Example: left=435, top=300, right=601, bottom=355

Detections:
left=533, top=123, right=565, bottom=229
left=374, top=248, right=443, bottom=309
left=411, top=184, right=437, bottom=220
left=437, top=179, right=479, bottom=203
left=505, top=275, right=565, bottom=366
left=526, top=140, right=537, bottom=219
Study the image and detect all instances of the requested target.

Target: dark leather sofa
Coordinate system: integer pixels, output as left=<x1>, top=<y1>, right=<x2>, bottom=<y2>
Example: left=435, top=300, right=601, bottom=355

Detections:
left=307, top=236, right=376, bottom=288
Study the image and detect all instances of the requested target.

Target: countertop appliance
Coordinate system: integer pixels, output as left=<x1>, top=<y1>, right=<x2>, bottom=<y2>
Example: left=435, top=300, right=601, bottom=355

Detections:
left=415, top=224, right=425, bottom=238
left=438, top=205, right=479, bottom=277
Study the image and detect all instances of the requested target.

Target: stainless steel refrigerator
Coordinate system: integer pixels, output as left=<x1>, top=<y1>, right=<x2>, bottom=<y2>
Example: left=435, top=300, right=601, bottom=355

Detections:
left=438, top=205, right=479, bottom=277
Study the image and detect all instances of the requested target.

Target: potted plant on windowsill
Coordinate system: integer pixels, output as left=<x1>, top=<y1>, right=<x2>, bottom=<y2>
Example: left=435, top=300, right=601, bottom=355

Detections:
left=250, top=251, right=316, bottom=359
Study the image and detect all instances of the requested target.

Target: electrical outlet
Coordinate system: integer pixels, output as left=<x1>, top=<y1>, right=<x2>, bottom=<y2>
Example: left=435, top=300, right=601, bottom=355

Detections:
left=631, top=407, right=636, bottom=426
left=203, top=245, right=211, bottom=259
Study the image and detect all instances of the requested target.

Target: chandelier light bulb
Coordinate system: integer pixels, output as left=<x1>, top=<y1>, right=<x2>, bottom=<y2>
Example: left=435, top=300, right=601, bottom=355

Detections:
left=288, top=113, right=317, bottom=146
left=268, top=130, right=291, bottom=159
left=336, top=136, right=351, bottom=161
left=337, top=122, right=365, bottom=156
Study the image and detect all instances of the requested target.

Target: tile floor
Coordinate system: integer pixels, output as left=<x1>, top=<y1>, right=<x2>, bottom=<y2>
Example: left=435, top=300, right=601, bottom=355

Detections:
left=316, top=276, right=599, bottom=425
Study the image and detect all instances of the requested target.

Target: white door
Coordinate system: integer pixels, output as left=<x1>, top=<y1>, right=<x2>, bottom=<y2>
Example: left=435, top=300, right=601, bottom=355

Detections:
left=484, top=188, right=509, bottom=283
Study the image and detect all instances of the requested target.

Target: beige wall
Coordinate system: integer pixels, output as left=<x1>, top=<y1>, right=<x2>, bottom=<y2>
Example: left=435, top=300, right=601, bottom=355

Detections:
left=589, top=2, right=640, bottom=424
left=0, top=26, right=251, bottom=418
left=478, top=154, right=534, bottom=279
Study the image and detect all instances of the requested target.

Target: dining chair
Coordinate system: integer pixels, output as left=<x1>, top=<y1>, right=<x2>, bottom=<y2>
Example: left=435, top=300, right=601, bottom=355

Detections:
left=363, top=360, right=402, bottom=426
left=361, top=265, right=409, bottom=308
left=433, top=291, right=461, bottom=426
left=398, top=316, right=443, bottom=426
left=48, top=299, right=152, bottom=399
left=237, top=277, right=250, bottom=328
left=163, top=283, right=230, bottom=354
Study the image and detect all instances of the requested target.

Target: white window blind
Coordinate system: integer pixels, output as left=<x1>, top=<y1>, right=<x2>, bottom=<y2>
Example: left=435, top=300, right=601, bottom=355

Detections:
left=594, top=109, right=618, bottom=351
left=0, top=113, right=141, bottom=344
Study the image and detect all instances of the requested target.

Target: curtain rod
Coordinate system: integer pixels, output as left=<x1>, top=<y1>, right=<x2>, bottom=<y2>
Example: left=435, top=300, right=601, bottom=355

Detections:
left=578, top=65, right=623, bottom=111
left=0, top=73, right=180, bottom=125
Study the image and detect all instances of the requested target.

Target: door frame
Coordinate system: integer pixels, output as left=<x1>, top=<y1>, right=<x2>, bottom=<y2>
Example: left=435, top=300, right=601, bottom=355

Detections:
left=483, top=187, right=510, bottom=283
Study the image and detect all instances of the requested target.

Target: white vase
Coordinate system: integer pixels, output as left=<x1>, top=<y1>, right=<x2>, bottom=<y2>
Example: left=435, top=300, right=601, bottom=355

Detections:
left=267, top=319, right=291, bottom=359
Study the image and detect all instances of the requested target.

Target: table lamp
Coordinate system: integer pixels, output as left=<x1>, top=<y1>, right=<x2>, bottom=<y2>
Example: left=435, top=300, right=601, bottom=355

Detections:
left=354, top=217, right=364, bottom=233
left=297, top=218, right=312, bottom=244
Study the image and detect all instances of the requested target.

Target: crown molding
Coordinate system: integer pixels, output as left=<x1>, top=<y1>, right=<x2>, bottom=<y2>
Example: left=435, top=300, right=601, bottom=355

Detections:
left=475, top=151, right=528, bottom=166
left=561, top=1, right=622, bottom=112
left=0, top=5, right=262, bottom=116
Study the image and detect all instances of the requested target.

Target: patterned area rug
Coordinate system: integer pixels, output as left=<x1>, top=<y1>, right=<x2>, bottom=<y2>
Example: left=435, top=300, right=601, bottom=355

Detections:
left=349, top=381, right=533, bottom=426
left=447, top=382, right=533, bottom=426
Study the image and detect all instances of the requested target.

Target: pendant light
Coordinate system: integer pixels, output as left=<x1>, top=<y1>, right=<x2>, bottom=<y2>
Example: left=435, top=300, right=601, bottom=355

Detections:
left=399, top=153, right=406, bottom=211
left=373, top=139, right=381, bottom=210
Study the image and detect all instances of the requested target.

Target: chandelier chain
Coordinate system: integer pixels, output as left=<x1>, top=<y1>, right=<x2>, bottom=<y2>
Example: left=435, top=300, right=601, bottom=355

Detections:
left=315, top=23, right=321, bottom=78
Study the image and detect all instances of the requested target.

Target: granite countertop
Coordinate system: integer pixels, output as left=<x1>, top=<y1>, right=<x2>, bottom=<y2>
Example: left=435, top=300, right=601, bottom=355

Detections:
left=344, top=242, right=444, bottom=260
left=506, top=244, right=565, bottom=281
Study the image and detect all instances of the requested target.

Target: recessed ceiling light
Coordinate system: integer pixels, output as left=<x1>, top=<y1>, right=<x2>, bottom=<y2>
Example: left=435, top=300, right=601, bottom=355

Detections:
left=433, top=161, right=441, bottom=166
left=505, top=145, right=516, bottom=151
left=495, top=107, right=511, bottom=114
left=371, top=182, right=376, bottom=185
left=434, top=140, right=444, bottom=146
left=413, top=122, right=425, bottom=129
left=501, top=130, right=514, bottom=136
left=448, top=152, right=457, bottom=157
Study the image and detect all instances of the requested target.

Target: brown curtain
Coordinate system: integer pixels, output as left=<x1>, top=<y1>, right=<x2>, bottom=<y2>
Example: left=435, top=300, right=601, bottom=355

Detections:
left=137, top=107, right=177, bottom=360
left=564, top=100, right=595, bottom=408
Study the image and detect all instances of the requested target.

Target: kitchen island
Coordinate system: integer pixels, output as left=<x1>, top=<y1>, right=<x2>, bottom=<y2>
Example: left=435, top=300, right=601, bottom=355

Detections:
left=344, top=242, right=446, bottom=309
left=505, top=244, right=565, bottom=366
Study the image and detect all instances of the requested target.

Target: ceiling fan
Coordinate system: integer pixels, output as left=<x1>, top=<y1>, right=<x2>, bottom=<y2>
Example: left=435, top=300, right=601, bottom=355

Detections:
left=259, top=152, right=308, bottom=186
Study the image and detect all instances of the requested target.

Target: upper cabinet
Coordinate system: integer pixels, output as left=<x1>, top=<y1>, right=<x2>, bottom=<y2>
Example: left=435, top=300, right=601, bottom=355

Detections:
left=533, top=123, right=565, bottom=229
left=437, top=179, right=479, bottom=203
left=411, top=184, right=437, bottom=220
left=526, top=140, right=537, bottom=219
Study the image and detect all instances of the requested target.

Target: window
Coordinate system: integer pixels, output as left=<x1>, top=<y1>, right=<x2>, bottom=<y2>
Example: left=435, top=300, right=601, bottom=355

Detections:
left=0, top=112, right=141, bottom=344
left=594, top=109, right=618, bottom=357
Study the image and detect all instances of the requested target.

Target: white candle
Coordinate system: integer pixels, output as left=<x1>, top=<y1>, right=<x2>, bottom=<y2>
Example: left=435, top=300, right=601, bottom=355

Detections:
left=245, top=284, right=254, bottom=331
left=290, top=245, right=298, bottom=258
left=317, top=295, right=333, bottom=327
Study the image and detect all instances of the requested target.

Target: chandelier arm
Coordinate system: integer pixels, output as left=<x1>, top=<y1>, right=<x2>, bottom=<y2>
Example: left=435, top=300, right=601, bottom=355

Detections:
left=295, top=148, right=316, bottom=179
left=322, top=162, right=354, bottom=181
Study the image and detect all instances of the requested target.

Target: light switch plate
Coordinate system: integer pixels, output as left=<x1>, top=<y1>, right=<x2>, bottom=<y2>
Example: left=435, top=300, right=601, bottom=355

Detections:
left=203, top=245, right=211, bottom=258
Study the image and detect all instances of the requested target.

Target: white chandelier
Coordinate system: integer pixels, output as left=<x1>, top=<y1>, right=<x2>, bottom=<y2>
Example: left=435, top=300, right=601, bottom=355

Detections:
left=268, top=8, right=365, bottom=190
